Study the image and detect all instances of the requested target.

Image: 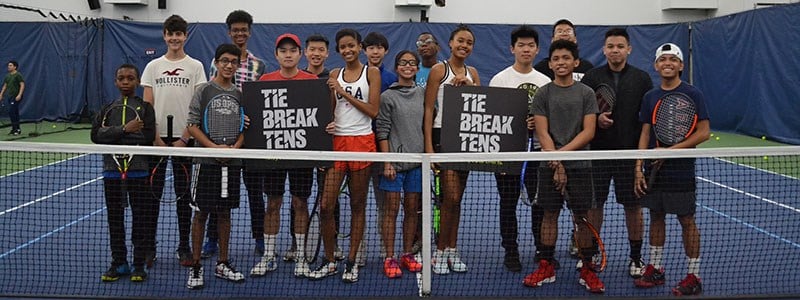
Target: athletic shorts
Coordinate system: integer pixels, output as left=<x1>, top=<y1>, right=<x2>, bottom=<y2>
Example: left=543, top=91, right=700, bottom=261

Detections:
left=593, top=159, right=639, bottom=207
left=192, top=164, right=241, bottom=212
left=379, top=167, right=422, bottom=193
left=642, top=191, right=696, bottom=216
left=263, top=168, right=314, bottom=198
left=333, top=133, right=376, bottom=171
left=536, top=167, right=593, bottom=213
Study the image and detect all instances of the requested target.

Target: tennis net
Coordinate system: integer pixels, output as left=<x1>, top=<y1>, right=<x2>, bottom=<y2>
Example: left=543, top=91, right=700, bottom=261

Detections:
left=0, top=141, right=798, bottom=299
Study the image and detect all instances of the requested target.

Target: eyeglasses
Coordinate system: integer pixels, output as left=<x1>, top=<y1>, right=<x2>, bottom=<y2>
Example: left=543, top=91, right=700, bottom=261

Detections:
left=555, top=29, right=574, bottom=35
left=217, top=58, right=240, bottom=67
left=397, top=59, right=418, bottom=66
left=416, top=38, right=436, bottom=48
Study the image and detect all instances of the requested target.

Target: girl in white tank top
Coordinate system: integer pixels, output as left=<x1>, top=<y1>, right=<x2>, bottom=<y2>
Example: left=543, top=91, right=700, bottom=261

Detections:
left=334, top=65, right=372, bottom=135
left=421, top=24, right=481, bottom=275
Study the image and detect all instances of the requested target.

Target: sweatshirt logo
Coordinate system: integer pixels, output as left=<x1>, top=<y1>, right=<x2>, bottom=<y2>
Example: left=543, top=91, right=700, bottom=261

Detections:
left=162, top=68, right=185, bottom=76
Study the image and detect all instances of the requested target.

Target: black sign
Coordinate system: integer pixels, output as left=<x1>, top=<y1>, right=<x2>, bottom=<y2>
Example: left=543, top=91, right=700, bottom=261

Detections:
left=242, top=79, right=332, bottom=168
left=440, top=85, right=528, bottom=173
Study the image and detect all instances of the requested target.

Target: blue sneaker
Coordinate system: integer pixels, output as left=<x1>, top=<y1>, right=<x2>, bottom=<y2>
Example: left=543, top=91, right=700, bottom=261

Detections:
left=101, top=263, right=131, bottom=282
left=201, top=238, right=218, bottom=259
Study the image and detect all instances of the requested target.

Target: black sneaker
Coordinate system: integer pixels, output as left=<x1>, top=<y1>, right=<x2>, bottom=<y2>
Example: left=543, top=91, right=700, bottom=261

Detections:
left=130, top=267, right=148, bottom=282
left=504, top=252, right=522, bottom=272
left=101, top=264, right=131, bottom=282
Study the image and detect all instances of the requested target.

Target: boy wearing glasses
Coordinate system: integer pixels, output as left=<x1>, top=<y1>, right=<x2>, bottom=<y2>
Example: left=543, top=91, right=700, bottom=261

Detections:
left=249, top=33, right=318, bottom=278
left=534, top=19, right=594, bottom=81
left=415, top=32, right=440, bottom=87
left=141, top=14, right=208, bottom=268
left=202, top=9, right=268, bottom=261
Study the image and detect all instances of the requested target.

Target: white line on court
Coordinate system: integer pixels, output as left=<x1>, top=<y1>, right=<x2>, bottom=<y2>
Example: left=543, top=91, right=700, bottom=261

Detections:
left=0, top=176, right=103, bottom=217
left=0, top=207, right=105, bottom=259
left=698, top=176, right=800, bottom=214
left=0, top=154, right=89, bottom=180
left=713, top=157, right=799, bottom=180
left=699, top=204, right=800, bottom=249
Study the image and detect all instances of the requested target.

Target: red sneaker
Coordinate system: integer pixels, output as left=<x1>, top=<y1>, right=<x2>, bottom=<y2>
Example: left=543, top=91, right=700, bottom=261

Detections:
left=579, top=264, right=605, bottom=293
left=634, top=264, right=666, bottom=288
left=383, top=258, right=402, bottom=279
left=400, top=253, right=422, bottom=272
left=672, top=273, right=703, bottom=296
left=523, top=259, right=556, bottom=288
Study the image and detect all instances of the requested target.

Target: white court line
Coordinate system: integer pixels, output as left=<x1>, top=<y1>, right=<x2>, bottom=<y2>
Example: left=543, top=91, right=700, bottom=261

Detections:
left=699, top=204, right=800, bottom=249
left=697, top=176, right=800, bottom=214
left=0, top=176, right=103, bottom=217
left=713, top=157, right=799, bottom=180
left=0, top=207, right=105, bottom=259
left=0, top=154, right=89, bottom=180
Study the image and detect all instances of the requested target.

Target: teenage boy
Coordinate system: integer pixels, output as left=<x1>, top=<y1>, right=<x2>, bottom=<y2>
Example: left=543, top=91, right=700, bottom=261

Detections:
left=249, top=33, right=318, bottom=278
left=523, top=39, right=603, bottom=293
left=415, top=32, right=440, bottom=87
left=534, top=19, right=594, bottom=81
left=202, top=9, right=267, bottom=260
left=141, top=14, right=208, bottom=267
left=581, top=27, right=653, bottom=277
left=488, top=25, right=550, bottom=273
left=283, top=33, right=336, bottom=263
left=1, top=61, right=25, bottom=135
left=186, top=44, right=246, bottom=289
left=362, top=31, right=398, bottom=264
left=92, top=64, right=156, bottom=283
left=633, top=43, right=710, bottom=296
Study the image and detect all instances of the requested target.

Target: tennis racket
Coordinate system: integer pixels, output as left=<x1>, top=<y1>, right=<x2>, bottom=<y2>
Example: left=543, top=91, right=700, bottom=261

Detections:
left=336, top=174, right=351, bottom=240
left=304, top=185, right=322, bottom=264
left=647, top=92, right=698, bottom=191
left=571, top=208, right=607, bottom=273
left=101, top=97, right=142, bottom=179
left=519, top=133, right=534, bottom=206
left=595, top=83, right=616, bottom=114
left=148, top=115, right=190, bottom=202
left=202, top=94, right=245, bottom=198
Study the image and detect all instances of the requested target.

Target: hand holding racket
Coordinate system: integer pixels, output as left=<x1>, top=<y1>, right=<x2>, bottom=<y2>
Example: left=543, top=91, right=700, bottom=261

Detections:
left=101, top=96, right=142, bottom=179
left=595, top=84, right=616, bottom=129
left=203, top=94, right=245, bottom=198
left=645, top=92, right=698, bottom=192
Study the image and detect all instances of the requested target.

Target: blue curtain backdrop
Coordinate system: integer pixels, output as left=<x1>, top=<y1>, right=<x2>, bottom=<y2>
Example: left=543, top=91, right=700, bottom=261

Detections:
left=1, top=2, right=798, bottom=144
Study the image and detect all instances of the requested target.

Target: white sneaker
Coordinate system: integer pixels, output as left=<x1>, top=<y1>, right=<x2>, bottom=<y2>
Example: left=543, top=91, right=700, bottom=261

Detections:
left=215, top=262, right=245, bottom=282
left=294, top=260, right=311, bottom=278
left=628, top=258, right=645, bottom=278
left=432, top=250, right=449, bottom=275
left=342, top=260, right=359, bottom=283
left=446, top=248, right=467, bottom=273
left=308, top=261, right=338, bottom=280
left=186, top=264, right=204, bottom=289
left=250, top=255, right=278, bottom=277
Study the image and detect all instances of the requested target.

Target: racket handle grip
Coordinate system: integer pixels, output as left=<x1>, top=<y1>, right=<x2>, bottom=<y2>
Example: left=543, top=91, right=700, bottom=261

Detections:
left=166, top=115, right=174, bottom=142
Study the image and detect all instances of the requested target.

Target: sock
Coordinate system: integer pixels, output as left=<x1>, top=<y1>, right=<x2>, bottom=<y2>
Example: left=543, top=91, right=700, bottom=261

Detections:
left=630, top=239, right=643, bottom=260
left=688, top=257, right=700, bottom=277
left=295, top=234, right=306, bottom=260
left=264, top=234, right=277, bottom=257
left=536, top=245, right=555, bottom=261
left=650, top=246, right=664, bottom=269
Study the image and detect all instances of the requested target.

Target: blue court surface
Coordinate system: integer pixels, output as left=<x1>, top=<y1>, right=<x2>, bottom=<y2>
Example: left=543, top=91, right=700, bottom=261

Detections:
left=1, top=153, right=798, bottom=298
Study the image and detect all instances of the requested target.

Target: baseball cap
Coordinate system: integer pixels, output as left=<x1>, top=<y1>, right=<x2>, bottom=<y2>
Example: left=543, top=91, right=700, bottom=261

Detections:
left=655, top=43, right=683, bottom=62
left=275, top=33, right=301, bottom=49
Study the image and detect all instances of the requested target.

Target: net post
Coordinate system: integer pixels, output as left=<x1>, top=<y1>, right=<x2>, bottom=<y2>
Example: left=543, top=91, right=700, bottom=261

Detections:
left=420, top=153, right=432, bottom=296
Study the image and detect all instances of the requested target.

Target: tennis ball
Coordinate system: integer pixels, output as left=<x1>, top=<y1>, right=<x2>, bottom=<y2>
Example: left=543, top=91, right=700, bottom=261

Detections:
left=763, top=156, right=769, bottom=160
left=715, top=136, right=720, bottom=141
left=710, top=133, right=715, bottom=137
left=761, top=136, right=767, bottom=140
left=52, top=124, right=57, bottom=128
